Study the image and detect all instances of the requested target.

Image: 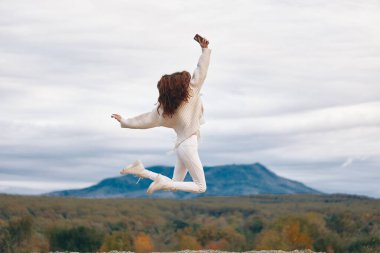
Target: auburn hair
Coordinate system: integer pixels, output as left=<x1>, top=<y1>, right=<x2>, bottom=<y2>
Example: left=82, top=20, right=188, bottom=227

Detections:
left=156, top=70, right=192, bottom=118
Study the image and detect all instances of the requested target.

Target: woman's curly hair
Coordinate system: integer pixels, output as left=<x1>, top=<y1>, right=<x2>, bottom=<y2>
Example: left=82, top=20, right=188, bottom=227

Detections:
left=156, top=70, right=192, bottom=118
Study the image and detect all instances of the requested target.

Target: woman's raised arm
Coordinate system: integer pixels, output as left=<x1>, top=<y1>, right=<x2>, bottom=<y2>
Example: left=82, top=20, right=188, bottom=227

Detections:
left=190, top=36, right=212, bottom=90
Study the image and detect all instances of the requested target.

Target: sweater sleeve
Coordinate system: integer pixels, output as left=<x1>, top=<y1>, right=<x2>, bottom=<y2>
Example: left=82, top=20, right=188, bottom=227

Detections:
left=120, top=107, right=160, bottom=129
left=190, top=47, right=212, bottom=90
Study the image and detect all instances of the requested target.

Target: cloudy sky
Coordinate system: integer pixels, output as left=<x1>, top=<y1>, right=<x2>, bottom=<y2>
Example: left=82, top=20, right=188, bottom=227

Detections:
left=1, top=0, right=379, bottom=197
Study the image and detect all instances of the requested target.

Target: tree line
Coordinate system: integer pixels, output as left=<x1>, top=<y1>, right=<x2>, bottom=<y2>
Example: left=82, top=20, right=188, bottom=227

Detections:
left=0, top=193, right=379, bottom=253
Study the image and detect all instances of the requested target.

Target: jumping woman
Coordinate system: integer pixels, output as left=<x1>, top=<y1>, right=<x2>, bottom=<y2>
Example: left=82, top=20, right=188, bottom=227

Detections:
left=111, top=34, right=211, bottom=195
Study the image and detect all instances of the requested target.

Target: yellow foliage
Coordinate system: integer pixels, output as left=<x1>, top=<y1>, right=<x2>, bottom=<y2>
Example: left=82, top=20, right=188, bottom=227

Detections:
left=282, top=220, right=312, bottom=249
left=255, top=229, right=287, bottom=250
left=134, top=233, right=154, bottom=253
left=30, top=233, right=49, bottom=253
left=255, top=217, right=312, bottom=250
left=99, top=230, right=133, bottom=251
left=178, top=235, right=202, bottom=250
left=221, top=225, right=246, bottom=251
left=206, top=238, right=229, bottom=250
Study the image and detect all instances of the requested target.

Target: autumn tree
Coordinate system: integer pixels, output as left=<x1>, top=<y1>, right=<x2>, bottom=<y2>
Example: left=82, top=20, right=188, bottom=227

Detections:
left=99, top=230, right=134, bottom=251
left=134, top=233, right=154, bottom=253
left=178, top=234, right=202, bottom=250
left=255, top=215, right=314, bottom=251
left=0, top=215, right=33, bottom=253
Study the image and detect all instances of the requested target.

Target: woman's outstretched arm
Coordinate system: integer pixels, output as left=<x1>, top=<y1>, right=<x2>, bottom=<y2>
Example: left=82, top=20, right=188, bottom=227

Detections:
left=111, top=107, right=160, bottom=129
left=190, top=36, right=212, bottom=90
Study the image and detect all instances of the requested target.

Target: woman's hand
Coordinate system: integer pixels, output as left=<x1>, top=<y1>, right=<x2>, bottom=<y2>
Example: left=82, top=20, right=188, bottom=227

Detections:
left=111, top=113, right=122, bottom=123
left=198, top=36, right=209, bottom=48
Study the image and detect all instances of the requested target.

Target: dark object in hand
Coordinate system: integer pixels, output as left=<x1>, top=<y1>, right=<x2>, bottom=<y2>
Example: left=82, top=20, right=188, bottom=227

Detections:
left=194, top=34, right=204, bottom=43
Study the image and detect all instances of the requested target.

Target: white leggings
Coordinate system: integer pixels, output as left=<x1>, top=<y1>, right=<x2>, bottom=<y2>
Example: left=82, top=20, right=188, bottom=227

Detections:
left=143, top=134, right=207, bottom=193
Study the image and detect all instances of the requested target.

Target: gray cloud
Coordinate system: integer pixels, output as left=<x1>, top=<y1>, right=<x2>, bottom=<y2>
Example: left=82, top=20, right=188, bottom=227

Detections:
left=0, top=0, right=379, bottom=197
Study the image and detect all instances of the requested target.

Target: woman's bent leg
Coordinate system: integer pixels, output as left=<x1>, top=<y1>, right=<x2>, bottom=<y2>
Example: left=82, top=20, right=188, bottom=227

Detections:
left=172, top=153, right=188, bottom=181
left=140, top=169, right=159, bottom=181
left=171, top=135, right=207, bottom=193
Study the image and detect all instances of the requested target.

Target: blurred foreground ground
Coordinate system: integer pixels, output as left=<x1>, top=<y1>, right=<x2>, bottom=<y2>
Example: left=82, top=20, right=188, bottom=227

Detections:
left=50, top=249, right=325, bottom=253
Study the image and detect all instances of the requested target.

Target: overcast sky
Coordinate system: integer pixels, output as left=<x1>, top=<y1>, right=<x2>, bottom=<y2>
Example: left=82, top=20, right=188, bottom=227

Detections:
left=1, top=0, right=379, bottom=198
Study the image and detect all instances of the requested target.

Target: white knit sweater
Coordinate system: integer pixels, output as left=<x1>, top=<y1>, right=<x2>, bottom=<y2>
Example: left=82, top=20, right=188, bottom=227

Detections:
left=120, top=47, right=212, bottom=149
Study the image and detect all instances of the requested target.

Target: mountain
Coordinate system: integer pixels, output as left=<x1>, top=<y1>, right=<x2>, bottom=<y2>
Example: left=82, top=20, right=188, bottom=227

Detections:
left=44, top=163, right=324, bottom=199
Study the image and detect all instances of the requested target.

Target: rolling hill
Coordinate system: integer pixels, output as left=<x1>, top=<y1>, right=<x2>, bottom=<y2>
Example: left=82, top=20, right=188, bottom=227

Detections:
left=44, top=163, right=323, bottom=199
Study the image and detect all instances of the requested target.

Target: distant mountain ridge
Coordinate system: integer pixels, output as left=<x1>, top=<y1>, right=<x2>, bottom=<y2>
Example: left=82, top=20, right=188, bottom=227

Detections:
left=44, top=163, right=324, bottom=199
